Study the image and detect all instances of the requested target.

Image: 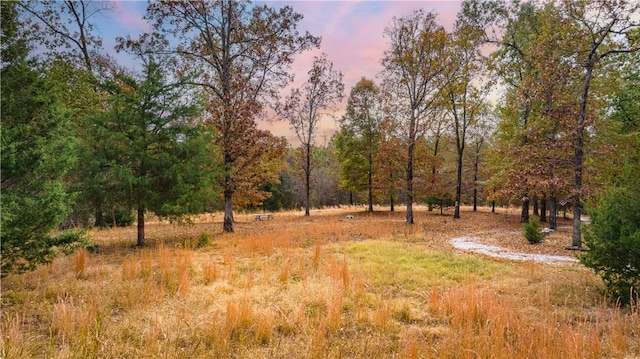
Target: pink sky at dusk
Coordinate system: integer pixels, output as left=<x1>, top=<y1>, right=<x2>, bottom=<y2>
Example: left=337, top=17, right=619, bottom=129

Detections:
left=263, top=1, right=462, bottom=145
left=103, top=1, right=463, bottom=146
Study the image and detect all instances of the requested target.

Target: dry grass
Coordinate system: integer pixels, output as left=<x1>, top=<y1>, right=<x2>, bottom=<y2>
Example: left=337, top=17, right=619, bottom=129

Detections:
left=2, top=206, right=639, bottom=358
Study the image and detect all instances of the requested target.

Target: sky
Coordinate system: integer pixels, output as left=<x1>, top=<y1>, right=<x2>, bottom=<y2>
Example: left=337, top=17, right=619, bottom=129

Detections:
left=99, top=1, right=463, bottom=146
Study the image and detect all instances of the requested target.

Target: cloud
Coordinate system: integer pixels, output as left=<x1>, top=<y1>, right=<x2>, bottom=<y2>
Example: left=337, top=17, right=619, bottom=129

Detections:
left=266, top=1, right=462, bottom=146
left=109, top=1, right=151, bottom=34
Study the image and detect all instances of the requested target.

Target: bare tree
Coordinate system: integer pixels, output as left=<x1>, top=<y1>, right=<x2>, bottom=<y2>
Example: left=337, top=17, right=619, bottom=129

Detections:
left=276, top=54, right=344, bottom=216
left=18, top=0, right=111, bottom=72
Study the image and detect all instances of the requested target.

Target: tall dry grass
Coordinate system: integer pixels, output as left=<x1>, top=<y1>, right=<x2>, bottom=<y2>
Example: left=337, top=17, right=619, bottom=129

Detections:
left=1, top=207, right=639, bottom=358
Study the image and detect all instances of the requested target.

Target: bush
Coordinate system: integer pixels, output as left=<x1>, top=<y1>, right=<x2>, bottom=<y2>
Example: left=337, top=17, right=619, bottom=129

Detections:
left=1, top=229, right=87, bottom=276
left=523, top=216, right=543, bottom=244
left=424, top=195, right=455, bottom=213
left=197, top=232, right=211, bottom=248
left=581, top=186, right=640, bottom=305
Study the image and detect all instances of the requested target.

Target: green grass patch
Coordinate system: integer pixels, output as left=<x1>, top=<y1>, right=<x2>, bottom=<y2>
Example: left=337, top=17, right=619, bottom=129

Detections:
left=342, top=240, right=513, bottom=292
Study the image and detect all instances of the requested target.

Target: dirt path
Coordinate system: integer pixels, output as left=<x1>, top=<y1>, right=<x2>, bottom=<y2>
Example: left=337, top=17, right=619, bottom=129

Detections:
left=450, top=236, right=580, bottom=265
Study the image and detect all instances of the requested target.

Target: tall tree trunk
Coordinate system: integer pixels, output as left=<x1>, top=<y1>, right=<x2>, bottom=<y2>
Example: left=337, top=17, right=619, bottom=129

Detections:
left=406, top=121, right=415, bottom=224
left=473, top=188, right=478, bottom=211
left=368, top=164, right=373, bottom=212
left=223, top=146, right=235, bottom=233
left=571, top=64, right=593, bottom=249
left=137, top=204, right=145, bottom=247
left=540, top=196, right=547, bottom=222
left=521, top=195, right=530, bottom=223
left=349, top=191, right=353, bottom=206
left=305, top=144, right=311, bottom=216
left=532, top=194, right=539, bottom=216
left=454, top=151, right=463, bottom=219
left=491, top=188, right=496, bottom=213
left=95, top=205, right=104, bottom=228
left=472, top=139, right=482, bottom=212
left=549, top=195, right=557, bottom=230
left=430, top=135, right=440, bottom=213
left=223, top=187, right=234, bottom=233
left=473, top=157, right=478, bottom=212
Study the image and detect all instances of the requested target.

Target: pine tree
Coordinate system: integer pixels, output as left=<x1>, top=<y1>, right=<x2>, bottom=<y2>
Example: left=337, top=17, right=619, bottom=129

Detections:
left=1, top=2, right=84, bottom=275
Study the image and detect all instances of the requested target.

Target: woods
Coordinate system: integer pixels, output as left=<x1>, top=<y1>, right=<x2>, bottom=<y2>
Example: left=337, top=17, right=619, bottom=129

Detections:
left=2, top=0, right=639, bottom=305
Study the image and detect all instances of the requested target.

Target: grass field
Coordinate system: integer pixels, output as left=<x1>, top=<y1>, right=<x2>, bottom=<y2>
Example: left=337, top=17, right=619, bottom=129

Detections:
left=2, top=206, right=639, bottom=358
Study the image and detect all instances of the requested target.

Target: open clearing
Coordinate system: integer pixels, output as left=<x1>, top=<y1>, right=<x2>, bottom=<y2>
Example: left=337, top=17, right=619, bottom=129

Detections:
left=2, top=206, right=639, bottom=358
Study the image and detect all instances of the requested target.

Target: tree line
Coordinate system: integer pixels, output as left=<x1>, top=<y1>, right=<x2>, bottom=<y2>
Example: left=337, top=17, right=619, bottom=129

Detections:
left=2, top=0, right=639, bottom=287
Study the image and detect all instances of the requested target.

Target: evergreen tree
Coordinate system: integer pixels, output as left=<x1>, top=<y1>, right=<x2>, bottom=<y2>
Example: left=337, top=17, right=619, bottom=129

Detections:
left=90, top=60, right=219, bottom=246
left=1, top=2, right=84, bottom=275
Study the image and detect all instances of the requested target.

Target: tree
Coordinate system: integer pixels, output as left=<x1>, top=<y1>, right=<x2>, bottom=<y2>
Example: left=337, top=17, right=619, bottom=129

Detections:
left=417, top=109, right=450, bottom=213
left=373, top=118, right=406, bottom=211
left=589, top=51, right=640, bottom=191
left=1, top=2, right=83, bottom=275
left=18, top=0, right=111, bottom=73
left=276, top=54, right=344, bottom=216
left=502, top=3, right=578, bottom=230
left=580, top=51, right=640, bottom=304
left=467, top=112, right=495, bottom=212
left=18, top=0, right=117, bottom=227
left=581, top=173, right=640, bottom=305
left=91, top=59, right=219, bottom=246
left=443, top=18, right=489, bottom=219
left=561, top=0, right=640, bottom=249
left=311, top=143, right=349, bottom=208
left=224, top=131, right=287, bottom=208
left=381, top=10, right=451, bottom=224
left=463, top=0, right=576, bottom=224
left=335, top=78, right=382, bottom=212
left=144, top=0, right=319, bottom=232
left=463, top=0, right=577, bottom=225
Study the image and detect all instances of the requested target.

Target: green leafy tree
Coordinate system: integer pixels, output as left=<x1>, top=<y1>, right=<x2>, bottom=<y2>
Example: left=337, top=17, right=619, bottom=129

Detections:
left=523, top=216, right=543, bottom=244
left=589, top=51, right=640, bottom=195
left=1, top=2, right=83, bottom=275
left=581, top=173, right=640, bottom=304
left=581, top=52, right=640, bottom=305
left=561, top=0, right=640, bottom=249
left=91, top=59, right=219, bottom=246
left=335, top=78, right=382, bottom=212
left=259, top=182, right=284, bottom=212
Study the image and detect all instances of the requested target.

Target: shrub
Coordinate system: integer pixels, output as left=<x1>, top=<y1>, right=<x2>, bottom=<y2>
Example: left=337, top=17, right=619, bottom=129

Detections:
left=523, top=216, right=543, bottom=244
left=424, top=195, right=455, bottom=214
left=581, top=186, right=640, bottom=305
left=197, top=232, right=211, bottom=248
left=1, top=229, right=87, bottom=276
